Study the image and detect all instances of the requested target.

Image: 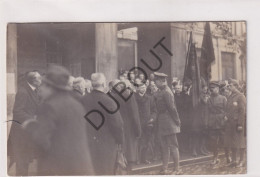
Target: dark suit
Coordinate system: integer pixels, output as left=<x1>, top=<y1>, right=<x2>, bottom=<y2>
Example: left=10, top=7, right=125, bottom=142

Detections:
left=25, top=91, right=94, bottom=175
left=110, top=89, right=141, bottom=164
left=224, top=90, right=246, bottom=148
left=135, top=93, right=157, bottom=162
left=8, top=82, right=40, bottom=175
left=82, top=90, right=124, bottom=175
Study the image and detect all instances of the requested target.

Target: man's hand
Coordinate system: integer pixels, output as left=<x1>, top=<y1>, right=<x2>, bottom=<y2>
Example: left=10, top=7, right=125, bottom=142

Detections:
left=176, top=119, right=181, bottom=127
left=224, top=116, right=228, bottom=122
left=237, top=125, right=243, bottom=132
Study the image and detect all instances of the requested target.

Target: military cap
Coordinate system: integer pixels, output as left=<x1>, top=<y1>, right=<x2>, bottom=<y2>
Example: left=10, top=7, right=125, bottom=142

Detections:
left=228, top=78, right=239, bottom=87
left=209, top=81, right=220, bottom=88
left=154, top=72, right=168, bottom=80
left=219, top=80, right=227, bottom=89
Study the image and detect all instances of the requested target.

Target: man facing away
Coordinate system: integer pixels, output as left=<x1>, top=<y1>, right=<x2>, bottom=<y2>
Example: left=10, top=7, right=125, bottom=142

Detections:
left=153, top=72, right=182, bottom=175
left=8, top=71, right=41, bottom=176
left=81, top=73, right=124, bottom=175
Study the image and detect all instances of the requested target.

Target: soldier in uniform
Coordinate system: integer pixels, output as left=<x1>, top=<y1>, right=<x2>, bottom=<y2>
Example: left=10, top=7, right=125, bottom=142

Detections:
left=207, top=81, right=227, bottom=166
left=153, top=72, right=182, bottom=175
left=224, top=79, right=246, bottom=168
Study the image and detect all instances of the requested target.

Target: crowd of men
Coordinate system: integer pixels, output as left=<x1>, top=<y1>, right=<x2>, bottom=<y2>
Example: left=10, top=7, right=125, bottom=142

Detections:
left=7, top=65, right=246, bottom=175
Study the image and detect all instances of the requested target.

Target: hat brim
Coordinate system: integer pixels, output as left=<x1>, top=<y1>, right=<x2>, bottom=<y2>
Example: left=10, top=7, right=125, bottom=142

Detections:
left=42, top=77, right=72, bottom=91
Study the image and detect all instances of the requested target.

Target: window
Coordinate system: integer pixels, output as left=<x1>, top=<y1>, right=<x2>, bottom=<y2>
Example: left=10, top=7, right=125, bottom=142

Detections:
left=221, top=52, right=236, bottom=80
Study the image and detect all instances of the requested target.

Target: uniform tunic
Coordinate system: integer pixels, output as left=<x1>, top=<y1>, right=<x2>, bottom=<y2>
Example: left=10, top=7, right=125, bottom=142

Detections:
left=224, top=90, right=246, bottom=148
left=154, top=85, right=180, bottom=170
left=207, top=94, right=227, bottom=130
left=154, top=85, right=180, bottom=136
left=207, top=93, right=227, bottom=149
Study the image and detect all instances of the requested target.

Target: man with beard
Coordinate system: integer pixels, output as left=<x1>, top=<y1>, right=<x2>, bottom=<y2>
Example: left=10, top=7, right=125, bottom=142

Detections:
left=153, top=72, right=182, bottom=175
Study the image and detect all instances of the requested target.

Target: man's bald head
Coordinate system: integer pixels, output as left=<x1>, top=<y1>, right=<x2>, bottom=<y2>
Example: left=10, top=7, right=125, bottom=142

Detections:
left=26, top=71, right=41, bottom=87
left=91, top=73, right=106, bottom=90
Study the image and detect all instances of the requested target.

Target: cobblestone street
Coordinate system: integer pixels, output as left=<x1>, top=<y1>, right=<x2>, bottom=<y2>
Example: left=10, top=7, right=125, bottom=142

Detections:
left=140, top=156, right=246, bottom=175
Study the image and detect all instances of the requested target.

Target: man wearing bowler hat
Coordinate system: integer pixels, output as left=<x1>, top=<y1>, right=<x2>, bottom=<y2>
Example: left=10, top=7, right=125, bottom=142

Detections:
left=207, top=81, right=227, bottom=167
left=22, top=65, right=94, bottom=175
left=153, top=72, right=182, bottom=175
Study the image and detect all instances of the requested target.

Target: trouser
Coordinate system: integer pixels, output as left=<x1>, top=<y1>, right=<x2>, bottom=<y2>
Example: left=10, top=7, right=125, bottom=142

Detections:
left=178, top=131, right=191, bottom=153
left=160, top=134, right=180, bottom=171
left=138, top=126, right=154, bottom=162
left=208, top=129, right=224, bottom=160
left=231, top=148, right=246, bottom=164
left=239, top=148, right=246, bottom=162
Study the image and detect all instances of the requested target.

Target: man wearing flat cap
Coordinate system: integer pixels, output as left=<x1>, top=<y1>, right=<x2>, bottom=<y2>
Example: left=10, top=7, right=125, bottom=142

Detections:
left=22, top=65, right=94, bottom=175
left=224, top=78, right=246, bottom=168
left=153, top=72, right=182, bottom=175
left=207, top=81, right=227, bottom=167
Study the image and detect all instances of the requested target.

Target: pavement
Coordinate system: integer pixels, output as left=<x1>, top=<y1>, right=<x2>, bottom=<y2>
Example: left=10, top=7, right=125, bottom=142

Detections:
left=8, top=152, right=246, bottom=175
left=137, top=155, right=247, bottom=175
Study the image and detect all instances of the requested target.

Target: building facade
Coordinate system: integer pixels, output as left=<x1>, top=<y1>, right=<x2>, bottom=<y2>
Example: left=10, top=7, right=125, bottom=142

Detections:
left=6, top=22, right=246, bottom=118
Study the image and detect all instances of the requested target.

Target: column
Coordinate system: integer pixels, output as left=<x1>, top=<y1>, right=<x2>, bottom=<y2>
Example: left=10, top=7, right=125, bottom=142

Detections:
left=170, top=23, right=188, bottom=80
left=95, top=23, right=118, bottom=84
left=6, top=24, right=17, bottom=136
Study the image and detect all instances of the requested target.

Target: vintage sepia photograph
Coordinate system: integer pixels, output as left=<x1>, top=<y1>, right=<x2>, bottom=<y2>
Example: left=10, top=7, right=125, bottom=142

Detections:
left=6, top=22, right=247, bottom=175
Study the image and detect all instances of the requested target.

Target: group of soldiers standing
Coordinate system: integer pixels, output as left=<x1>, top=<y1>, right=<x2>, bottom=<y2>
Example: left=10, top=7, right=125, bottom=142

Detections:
left=7, top=65, right=246, bottom=176
left=172, top=76, right=246, bottom=170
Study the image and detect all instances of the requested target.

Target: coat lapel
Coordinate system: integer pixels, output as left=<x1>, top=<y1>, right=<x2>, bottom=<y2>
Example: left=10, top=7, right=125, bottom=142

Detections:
left=24, top=83, right=40, bottom=105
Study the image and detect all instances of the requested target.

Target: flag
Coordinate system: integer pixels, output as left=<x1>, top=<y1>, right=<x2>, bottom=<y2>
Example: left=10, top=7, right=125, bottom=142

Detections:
left=183, top=32, right=201, bottom=108
left=200, top=22, right=215, bottom=84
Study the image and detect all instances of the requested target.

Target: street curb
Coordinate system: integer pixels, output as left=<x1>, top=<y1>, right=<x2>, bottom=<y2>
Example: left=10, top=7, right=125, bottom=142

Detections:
left=130, top=153, right=225, bottom=174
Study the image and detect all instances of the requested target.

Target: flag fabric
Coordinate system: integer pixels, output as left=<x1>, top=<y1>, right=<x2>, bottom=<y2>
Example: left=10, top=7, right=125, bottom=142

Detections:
left=200, top=22, right=215, bottom=84
left=183, top=32, right=201, bottom=108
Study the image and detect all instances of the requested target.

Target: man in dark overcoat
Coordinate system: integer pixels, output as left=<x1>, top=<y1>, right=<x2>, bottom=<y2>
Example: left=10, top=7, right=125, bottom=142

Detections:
left=207, top=81, right=227, bottom=166
left=22, top=65, right=94, bottom=175
left=135, top=81, right=157, bottom=164
left=153, top=72, right=182, bottom=175
left=82, top=73, right=124, bottom=175
left=225, top=79, right=246, bottom=168
left=109, top=79, right=141, bottom=168
left=8, top=71, right=41, bottom=176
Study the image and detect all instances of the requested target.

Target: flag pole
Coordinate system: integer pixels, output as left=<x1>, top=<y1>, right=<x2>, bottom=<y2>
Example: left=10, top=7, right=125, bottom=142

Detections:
left=182, top=31, right=192, bottom=91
